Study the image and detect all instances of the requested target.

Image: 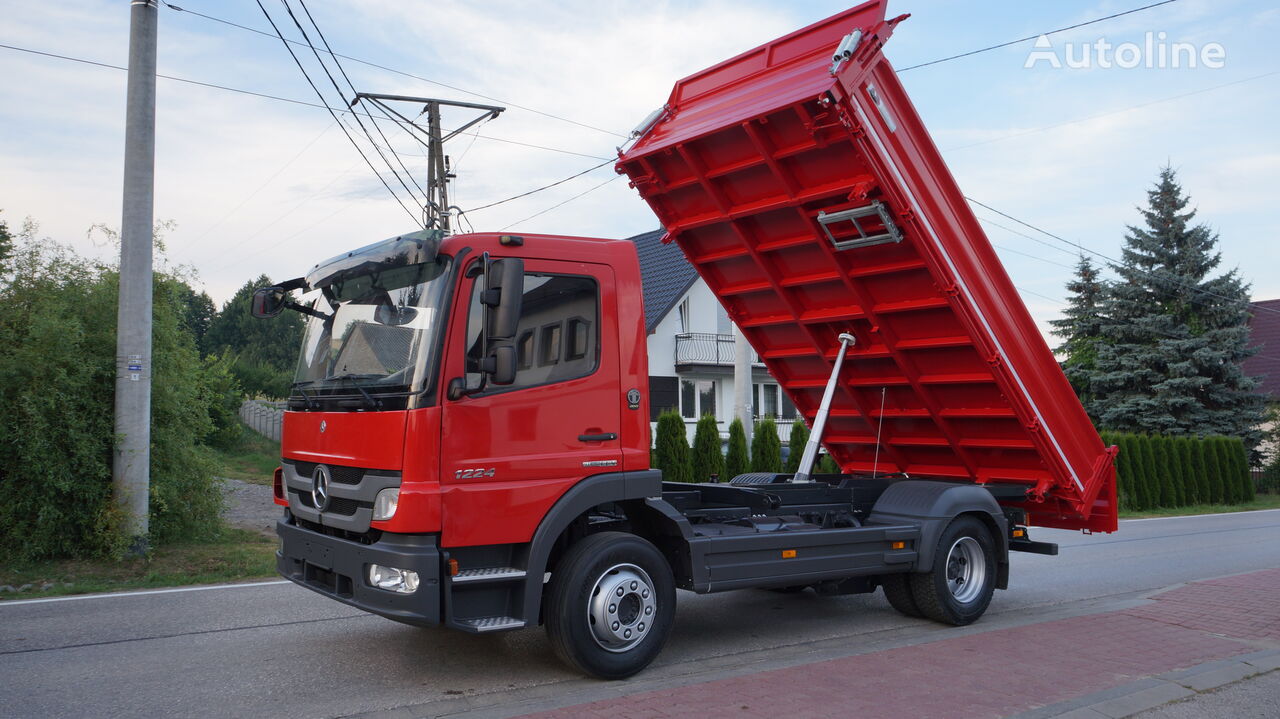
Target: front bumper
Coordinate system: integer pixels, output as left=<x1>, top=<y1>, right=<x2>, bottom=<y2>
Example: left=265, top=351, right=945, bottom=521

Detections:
left=276, top=517, right=442, bottom=627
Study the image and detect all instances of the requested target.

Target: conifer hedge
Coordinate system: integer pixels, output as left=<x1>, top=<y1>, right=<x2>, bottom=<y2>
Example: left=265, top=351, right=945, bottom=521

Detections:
left=1103, top=433, right=1252, bottom=510
left=786, top=421, right=809, bottom=474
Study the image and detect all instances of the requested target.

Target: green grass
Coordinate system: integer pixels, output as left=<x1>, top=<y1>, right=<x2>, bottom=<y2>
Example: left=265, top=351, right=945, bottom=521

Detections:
left=0, top=528, right=278, bottom=601
left=1119, top=493, right=1280, bottom=519
left=208, top=424, right=281, bottom=485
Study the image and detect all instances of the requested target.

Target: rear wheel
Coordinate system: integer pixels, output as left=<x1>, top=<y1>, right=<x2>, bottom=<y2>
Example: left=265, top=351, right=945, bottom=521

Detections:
left=545, top=532, right=675, bottom=679
left=909, top=516, right=996, bottom=625
left=880, top=574, right=923, bottom=618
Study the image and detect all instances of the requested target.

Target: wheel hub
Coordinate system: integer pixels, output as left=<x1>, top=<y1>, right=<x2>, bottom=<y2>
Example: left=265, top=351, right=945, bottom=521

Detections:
left=587, top=563, right=656, bottom=653
left=944, top=536, right=986, bottom=604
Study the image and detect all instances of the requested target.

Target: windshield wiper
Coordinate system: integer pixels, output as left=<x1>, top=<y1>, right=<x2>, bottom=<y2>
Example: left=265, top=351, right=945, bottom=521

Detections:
left=292, top=373, right=388, bottom=410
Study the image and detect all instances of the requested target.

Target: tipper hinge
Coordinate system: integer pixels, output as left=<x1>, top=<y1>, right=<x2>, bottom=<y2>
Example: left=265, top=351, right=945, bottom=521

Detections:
left=816, top=200, right=902, bottom=251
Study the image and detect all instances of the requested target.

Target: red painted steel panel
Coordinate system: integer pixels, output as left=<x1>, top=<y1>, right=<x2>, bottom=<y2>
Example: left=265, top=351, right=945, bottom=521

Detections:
left=617, top=1, right=1116, bottom=531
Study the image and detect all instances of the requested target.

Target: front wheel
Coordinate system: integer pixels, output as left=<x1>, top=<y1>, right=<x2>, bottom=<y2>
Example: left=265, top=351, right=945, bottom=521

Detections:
left=545, top=532, right=675, bottom=679
left=909, top=516, right=996, bottom=625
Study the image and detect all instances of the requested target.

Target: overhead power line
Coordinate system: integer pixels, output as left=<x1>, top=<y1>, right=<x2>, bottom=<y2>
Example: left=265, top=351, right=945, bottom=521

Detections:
left=0, top=42, right=603, bottom=161
left=253, top=0, right=423, bottom=227
left=463, top=159, right=615, bottom=215
left=159, top=1, right=627, bottom=139
left=966, top=197, right=1280, bottom=318
left=898, top=0, right=1182, bottom=72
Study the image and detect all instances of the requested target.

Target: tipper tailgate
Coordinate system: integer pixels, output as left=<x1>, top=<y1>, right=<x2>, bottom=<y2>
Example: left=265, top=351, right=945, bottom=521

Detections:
left=616, top=1, right=1117, bottom=532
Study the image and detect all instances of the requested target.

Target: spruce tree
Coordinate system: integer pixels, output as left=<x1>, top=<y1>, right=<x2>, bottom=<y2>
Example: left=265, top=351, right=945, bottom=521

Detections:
left=751, top=417, right=782, bottom=473
left=786, top=421, right=810, bottom=473
left=725, top=418, right=750, bottom=480
left=654, top=410, right=693, bottom=483
left=1088, top=167, right=1265, bottom=454
left=1051, top=255, right=1105, bottom=411
left=690, top=414, right=724, bottom=482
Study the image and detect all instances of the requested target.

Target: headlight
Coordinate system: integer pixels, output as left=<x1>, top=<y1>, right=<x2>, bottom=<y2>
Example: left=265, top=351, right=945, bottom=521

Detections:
left=372, top=487, right=400, bottom=521
left=368, top=564, right=419, bottom=594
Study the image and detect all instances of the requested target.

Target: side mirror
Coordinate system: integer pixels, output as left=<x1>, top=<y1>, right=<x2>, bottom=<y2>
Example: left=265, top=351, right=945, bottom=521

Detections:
left=251, top=286, right=286, bottom=318
left=484, top=258, right=524, bottom=340
left=482, top=345, right=517, bottom=386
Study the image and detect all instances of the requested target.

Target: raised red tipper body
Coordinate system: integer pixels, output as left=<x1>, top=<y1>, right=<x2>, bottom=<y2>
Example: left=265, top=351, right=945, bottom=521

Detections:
left=254, top=1, right=1116, bottom=679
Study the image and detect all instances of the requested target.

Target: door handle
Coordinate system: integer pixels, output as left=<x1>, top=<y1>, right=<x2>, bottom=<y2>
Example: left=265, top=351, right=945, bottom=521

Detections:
left=578, top=432, right=617, bottom=442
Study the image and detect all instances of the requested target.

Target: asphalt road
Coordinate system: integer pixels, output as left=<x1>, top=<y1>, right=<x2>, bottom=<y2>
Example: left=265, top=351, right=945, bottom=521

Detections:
left=2, top=509, right=1277, bottom=719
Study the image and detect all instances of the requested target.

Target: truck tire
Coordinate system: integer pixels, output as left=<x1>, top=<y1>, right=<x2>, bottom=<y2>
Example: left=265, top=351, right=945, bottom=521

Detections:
left=908, top=516, right=995, bottom=625
left=880, top=574, right=923, bottom=618
left=545, top=532, right=675, bottom=679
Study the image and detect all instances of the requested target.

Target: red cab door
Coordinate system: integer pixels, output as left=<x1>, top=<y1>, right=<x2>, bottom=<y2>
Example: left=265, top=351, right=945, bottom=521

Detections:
left=438, top=258, right=621, bottom=547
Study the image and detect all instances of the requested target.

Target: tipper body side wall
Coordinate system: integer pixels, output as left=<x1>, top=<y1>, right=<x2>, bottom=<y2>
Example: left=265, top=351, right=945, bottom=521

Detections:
left=617, top=0, right=1116, bottom=532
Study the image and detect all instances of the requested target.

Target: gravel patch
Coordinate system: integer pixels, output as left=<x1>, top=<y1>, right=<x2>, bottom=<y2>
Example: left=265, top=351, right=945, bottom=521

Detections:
left=221, top=478, right=280, bottom=536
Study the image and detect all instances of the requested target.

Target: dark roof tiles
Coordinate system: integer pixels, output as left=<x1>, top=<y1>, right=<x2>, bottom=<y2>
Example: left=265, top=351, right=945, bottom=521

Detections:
left=628, top=228, right=698, bottom=332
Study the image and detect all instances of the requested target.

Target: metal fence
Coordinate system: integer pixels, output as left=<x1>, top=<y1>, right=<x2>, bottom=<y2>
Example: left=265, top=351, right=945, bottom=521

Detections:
left=240, top=399, right=285, bottom=441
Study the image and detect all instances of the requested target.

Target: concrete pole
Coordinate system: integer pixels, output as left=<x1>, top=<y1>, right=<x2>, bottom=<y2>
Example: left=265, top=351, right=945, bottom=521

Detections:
left=113, top=0, right=158, bottom=556
left=733, top=323, right=753, bottom=446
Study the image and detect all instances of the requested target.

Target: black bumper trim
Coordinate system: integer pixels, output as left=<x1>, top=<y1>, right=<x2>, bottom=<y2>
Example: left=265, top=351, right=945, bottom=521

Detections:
left=276, top=518, right=443, bottom=627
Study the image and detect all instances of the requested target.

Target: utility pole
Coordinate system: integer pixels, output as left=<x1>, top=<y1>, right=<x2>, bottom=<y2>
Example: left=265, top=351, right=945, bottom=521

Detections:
left=113, top=0, right=158, bottom=556
left=351, top=93, right=503, bottom=233
left=733, top=324, right=753, bottom=447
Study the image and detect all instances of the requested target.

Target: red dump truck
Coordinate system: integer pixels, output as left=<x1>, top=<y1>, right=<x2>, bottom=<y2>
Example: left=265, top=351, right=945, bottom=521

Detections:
left=251, top=1, right=1117, bottom=679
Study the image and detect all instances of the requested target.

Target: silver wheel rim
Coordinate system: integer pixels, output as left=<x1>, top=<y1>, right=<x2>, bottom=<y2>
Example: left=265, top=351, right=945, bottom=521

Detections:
left=945, top=536, right=986, bottom=604
left=587, top=563, right=656, bottom=653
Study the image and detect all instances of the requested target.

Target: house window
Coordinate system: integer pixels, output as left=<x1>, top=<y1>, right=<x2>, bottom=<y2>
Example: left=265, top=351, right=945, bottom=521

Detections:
left=678, top=298, right=691, bottom=333
left=753, top=382, right=797, bottom=420
left=680, top=378, right=717, bottom=420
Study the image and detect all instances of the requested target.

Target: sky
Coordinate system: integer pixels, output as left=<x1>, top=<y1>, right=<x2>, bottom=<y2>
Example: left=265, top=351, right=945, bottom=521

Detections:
left=1, top=0, right=1277, bottom=341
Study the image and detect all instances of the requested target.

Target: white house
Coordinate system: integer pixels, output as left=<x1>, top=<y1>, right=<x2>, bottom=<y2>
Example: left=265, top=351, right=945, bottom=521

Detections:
left=631, top=229, right=797, bottom=445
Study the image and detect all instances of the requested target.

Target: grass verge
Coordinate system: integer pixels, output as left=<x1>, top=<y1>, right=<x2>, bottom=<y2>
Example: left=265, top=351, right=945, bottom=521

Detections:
left=1119, top=493, right=1280, bottom=519
left=0, top=528, right=277, bottom=601
left=208, top=424, right=280, bottom=485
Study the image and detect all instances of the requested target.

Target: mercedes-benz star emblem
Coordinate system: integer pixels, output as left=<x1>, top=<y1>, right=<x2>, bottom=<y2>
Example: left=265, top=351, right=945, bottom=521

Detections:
left=311, top=464, right=331, bottom=512
left=319, top=420, right=327, bottom=433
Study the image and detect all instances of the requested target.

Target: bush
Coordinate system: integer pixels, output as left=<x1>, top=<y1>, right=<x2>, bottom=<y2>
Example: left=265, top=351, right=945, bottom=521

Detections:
left=1232, top=439, right=1255, bottom=503
left=817, top=453, right=841, bottom=474
left=1174, top=437, right=1196, bottom=505
left=1203, top=438, right=1226, bottom=503
left=0, top=234, right=223, bottom=561
left=725, top=418, right=750, bottom=480
left=690, top=414, right=724, bottom=482
left=1190, top=439, right=1212, bottom=504
left=751, top=417, right=782, bottom=473
left=1137, top=435, right=1160, bottom=508
left=1153, top=435, right=1175, bottom=507
left=1112, top=434, right=1136, bottom=510
left=786, top=421, right=809, bottom=474
left=654, top=410, right=692, bottom=483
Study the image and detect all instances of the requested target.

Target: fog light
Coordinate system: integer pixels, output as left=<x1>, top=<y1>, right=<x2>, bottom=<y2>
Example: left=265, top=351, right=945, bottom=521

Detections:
left=372, top=487, right=400, bottom=521
left=368, top=564, right=419, bottom=594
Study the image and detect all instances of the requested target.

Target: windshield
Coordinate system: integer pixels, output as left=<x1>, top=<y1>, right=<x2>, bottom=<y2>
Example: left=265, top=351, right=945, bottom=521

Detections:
left=293, top=255, right=452, bottom=399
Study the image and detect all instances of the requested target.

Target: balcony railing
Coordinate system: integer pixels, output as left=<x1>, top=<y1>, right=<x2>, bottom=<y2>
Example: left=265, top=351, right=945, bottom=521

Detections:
left=674, top=332, right=763, bottom=367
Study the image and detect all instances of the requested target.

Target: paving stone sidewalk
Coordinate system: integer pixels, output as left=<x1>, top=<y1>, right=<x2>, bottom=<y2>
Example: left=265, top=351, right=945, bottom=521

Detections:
left=522, top=569, right=1280, bottom=719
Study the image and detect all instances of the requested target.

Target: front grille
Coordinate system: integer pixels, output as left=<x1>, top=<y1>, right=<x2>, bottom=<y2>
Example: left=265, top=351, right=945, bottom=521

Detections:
left=291, top=489, right=365, bottom=517
left=287, top=460, right=366, bottom=485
